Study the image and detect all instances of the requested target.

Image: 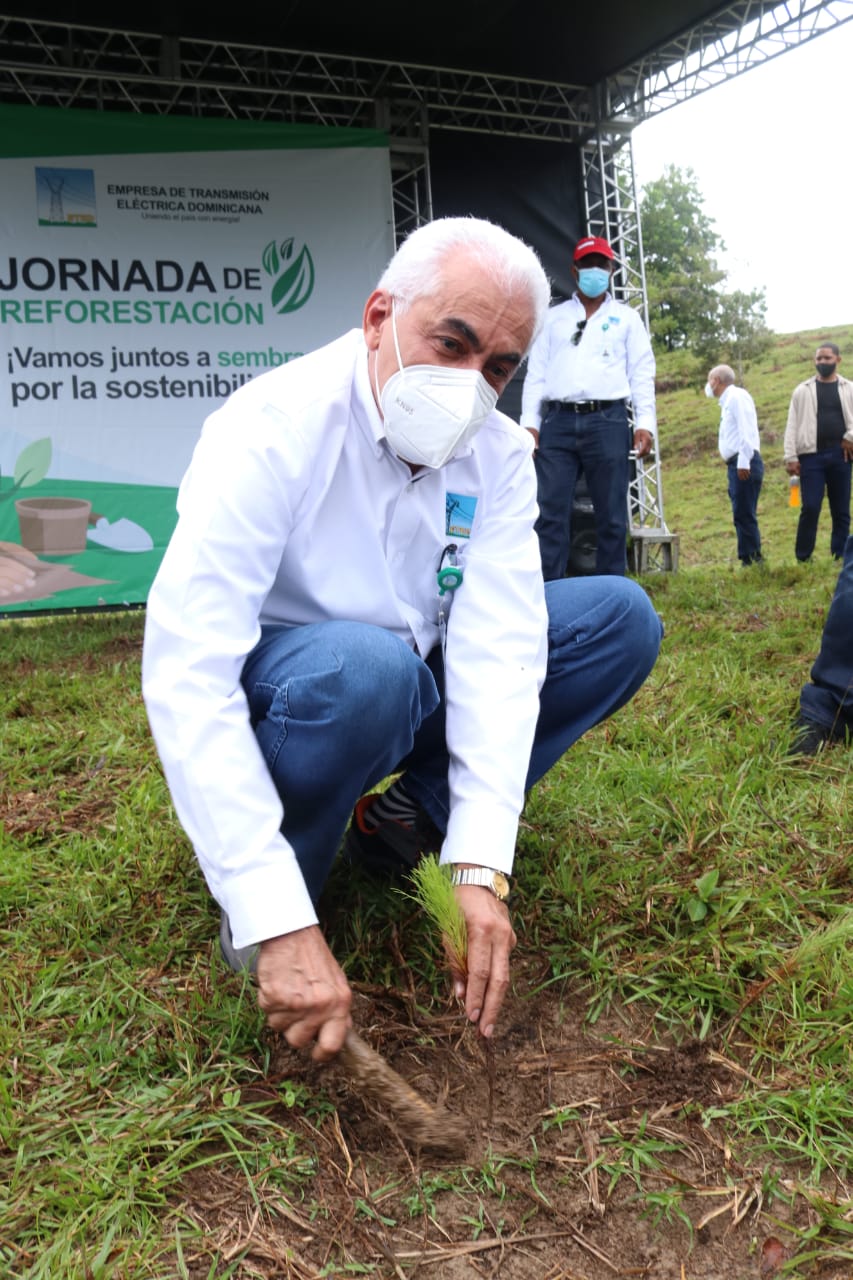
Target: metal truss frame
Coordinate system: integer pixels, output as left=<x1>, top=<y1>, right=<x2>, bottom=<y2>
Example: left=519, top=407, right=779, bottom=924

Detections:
left=1, top=4, right=847, bottom=254
left=607, top=0, right=853, bottom=125
left=580, top=131, right=676, bottom=562
left=1, top=3, right=848, bottom=136
left=578, top=0, right=853, bottom=563
left=1, top=1, right=849, bottom=569
left=0, top=16, right=592, bottom=139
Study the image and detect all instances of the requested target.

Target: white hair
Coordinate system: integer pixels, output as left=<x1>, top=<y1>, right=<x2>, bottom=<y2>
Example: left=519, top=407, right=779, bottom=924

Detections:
left=709, top=364, right=736, bottom=386
left=378, top=216, right=552, bottom=348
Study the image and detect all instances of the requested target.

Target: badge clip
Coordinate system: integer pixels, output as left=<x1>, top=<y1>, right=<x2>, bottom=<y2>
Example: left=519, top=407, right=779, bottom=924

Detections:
left=437, top=544, right=463, bottom=595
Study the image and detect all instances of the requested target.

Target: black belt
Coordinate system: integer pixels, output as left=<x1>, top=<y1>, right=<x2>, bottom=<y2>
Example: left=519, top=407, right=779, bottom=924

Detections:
left=542, top=398, right=623, bottom=415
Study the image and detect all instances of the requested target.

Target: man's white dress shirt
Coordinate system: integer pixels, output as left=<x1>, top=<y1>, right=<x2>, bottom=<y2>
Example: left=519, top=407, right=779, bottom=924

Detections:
left=717, top=384, right=761, bottom=468
left=142, top=330, right=548, bottom=949
left=520, top=293, right=657, bottom=436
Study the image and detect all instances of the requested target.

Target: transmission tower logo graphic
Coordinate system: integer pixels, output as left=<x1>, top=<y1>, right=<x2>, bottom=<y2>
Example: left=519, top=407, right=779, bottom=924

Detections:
left=261, top=237, right=315, bottom=314
left=35, top=167, right=97, bottom=227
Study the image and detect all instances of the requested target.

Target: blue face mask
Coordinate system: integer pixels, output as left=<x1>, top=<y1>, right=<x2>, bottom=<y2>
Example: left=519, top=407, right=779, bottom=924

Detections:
left=577, top=266, right=610, bottom=299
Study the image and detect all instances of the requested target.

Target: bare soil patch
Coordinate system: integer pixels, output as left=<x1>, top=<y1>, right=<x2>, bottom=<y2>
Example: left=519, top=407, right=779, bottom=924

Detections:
left=169, top=965, right=831, bottom=1279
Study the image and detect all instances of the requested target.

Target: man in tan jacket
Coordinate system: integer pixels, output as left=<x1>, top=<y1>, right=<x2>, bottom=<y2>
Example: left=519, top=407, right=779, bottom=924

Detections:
left=783, top=342, right=853, bottom=562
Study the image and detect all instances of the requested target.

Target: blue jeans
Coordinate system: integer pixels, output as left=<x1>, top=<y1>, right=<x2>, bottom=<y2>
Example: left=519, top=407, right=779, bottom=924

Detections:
left=535, top=403, right=631, bottom=578
left=241, top=576, right=663, bottom=904
left=800, top=533, right=853, bottom=732
left=795, top=447, right=852, bottom=561
left=727, top=454, right=764, bottom=564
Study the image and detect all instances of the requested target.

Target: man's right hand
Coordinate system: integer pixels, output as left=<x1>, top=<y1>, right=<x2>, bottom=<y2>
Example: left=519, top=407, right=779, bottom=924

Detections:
left=256, top=925, right=352, bottom=1062
left=785, top=460, right=800, bottom=476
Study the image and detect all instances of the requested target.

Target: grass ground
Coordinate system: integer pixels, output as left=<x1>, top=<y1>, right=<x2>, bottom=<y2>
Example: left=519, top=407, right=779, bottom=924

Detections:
left=1, top=326, right=851, bottom=1278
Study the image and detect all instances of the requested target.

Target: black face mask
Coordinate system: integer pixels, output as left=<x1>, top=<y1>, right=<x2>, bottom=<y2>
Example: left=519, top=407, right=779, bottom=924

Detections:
left=816, top=362, right=837, bottom=378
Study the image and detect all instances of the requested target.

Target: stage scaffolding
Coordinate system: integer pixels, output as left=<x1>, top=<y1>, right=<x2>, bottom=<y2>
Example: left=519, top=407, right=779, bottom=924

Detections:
left=2, top=0, right=851, bottom=568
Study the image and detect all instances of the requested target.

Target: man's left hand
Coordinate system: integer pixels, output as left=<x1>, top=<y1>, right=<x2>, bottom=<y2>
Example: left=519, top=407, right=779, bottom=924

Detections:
left=451, top=885, right=517, bottom=1039
left=633, top=429, right=653, bottom=458
left=737, top=468, right=750, bottom=480
left=843, top=439, right=853, bottom=462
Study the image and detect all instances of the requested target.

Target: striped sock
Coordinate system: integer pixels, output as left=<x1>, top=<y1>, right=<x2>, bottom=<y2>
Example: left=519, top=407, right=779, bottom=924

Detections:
left=362, top=777, right=419, bottom=830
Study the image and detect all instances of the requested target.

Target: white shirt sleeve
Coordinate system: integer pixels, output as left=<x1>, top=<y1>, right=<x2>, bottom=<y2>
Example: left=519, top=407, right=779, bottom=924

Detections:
left=519, top=324, right=550, bottom=430
left=624, top=312, right=657, bottom=437
left=731, top=391, right=757, bottom=469
left=142, top=398, right=319, bottom=949
left=440, top=432, right=548, bottom=873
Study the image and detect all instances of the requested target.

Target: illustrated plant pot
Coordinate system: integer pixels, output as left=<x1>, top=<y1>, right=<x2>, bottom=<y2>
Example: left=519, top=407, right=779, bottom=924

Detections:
left=15, top=497, right=92, bottom=555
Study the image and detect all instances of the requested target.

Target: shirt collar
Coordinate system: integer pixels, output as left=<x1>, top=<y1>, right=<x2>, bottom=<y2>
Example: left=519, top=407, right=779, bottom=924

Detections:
left=571, top=290, right=613, bottom=309
left=353, top=334, right=387, bottom=456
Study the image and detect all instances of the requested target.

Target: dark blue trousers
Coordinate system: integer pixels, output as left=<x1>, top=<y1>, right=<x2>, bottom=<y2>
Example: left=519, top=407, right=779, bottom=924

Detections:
left=800, top=533, right=853, bottom=733
left=534, top=403, right=631, bottom=578
left=241, top=576, right=663, bottom=904
left=726, top=454, right=764, bottom=564
left=796, top=447, right=852, bottom=561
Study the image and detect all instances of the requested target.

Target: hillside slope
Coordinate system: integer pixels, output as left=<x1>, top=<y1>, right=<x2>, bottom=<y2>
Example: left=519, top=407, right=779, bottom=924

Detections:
left=654, top=323, right=853, bottom=569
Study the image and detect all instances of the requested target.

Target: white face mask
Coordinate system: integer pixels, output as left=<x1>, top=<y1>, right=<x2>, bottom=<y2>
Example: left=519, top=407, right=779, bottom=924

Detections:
left=375, top=302, right=498, bottom=469
left=704, top=382, right=715, bottom=398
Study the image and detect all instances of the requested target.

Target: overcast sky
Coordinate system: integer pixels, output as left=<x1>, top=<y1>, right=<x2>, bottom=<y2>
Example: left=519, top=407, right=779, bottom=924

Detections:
left=631, top=19, right=853, bottom=337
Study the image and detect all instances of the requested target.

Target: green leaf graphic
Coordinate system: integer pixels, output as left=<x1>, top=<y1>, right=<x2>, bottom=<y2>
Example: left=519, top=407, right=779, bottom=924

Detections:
left=262, top=240, right=280, bottom=276
left=14, top=436, right=52, bottom=488
left=271, top=244, right=315, bottom=314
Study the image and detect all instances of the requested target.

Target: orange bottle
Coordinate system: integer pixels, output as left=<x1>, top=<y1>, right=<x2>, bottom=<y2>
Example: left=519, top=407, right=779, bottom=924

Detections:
left=789, top=475, right=801, bottom=509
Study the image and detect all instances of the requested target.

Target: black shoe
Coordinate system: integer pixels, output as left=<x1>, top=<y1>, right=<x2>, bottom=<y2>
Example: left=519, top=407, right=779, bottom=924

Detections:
left=343, top=792, right=443, bottom=879
left=789, top=716, right=838, bottom=756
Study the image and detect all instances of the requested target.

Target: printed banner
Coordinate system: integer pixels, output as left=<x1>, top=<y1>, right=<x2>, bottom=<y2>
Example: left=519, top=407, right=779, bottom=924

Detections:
left=0, top=105, right=394, bottom=614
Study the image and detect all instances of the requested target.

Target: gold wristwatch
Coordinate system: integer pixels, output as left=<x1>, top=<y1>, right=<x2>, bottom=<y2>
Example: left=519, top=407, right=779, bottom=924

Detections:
left=449, top=865, right=511, bottom=902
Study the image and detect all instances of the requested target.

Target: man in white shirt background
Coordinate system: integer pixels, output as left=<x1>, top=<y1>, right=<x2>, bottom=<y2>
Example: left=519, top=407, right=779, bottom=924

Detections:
left=520, top=235, right=657, bottom=578
left=706, top=363, right=764, bottom=566
left=142, top=217, right=663, bottom=1063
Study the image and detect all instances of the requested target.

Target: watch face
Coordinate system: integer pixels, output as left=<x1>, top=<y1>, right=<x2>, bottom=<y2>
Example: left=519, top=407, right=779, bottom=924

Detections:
left=493, top=871, right=510, bottom=900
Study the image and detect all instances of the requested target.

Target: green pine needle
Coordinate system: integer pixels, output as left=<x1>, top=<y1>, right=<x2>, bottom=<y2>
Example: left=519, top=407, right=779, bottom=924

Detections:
left=406, top=854, right=468, bottom=977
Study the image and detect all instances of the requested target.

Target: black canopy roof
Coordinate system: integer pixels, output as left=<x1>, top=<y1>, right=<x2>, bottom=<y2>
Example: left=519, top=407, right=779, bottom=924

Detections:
left=7, top=1, right=732, bottom=88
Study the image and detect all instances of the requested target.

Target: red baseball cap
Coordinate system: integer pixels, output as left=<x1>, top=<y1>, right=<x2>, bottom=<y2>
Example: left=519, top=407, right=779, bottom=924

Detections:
left=573, top=235, right=614, bottom=263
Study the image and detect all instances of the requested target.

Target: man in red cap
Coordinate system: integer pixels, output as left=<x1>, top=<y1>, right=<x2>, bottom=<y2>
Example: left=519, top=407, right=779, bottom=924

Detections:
left=520, top=234, right=656, bottom=577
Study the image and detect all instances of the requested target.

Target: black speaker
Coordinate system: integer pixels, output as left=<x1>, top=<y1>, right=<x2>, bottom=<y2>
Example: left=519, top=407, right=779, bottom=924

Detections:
left=565, top=474, right=597, bottom=577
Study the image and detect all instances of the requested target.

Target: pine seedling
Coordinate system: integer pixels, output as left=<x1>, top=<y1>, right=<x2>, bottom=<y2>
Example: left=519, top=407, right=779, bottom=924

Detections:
left=407, top=854, right=468, bottom=977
